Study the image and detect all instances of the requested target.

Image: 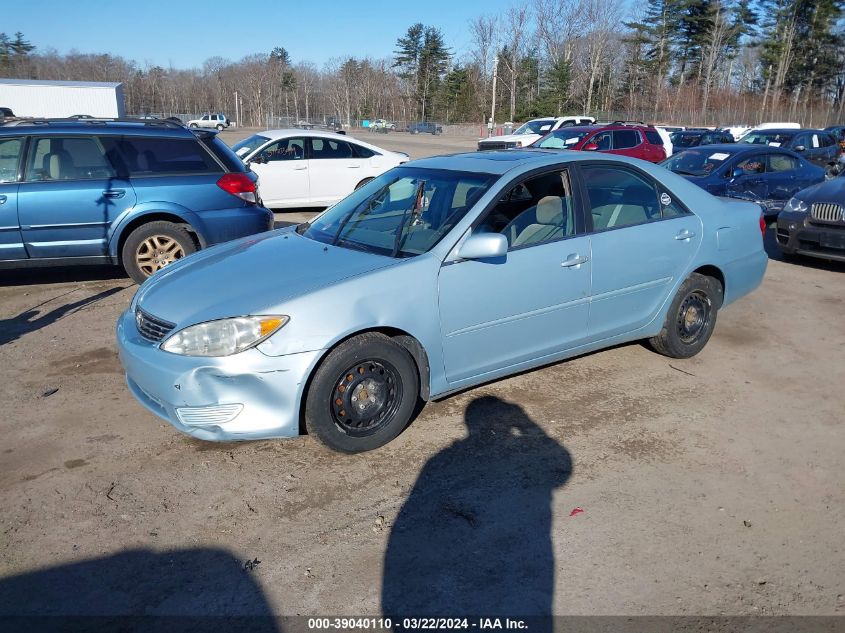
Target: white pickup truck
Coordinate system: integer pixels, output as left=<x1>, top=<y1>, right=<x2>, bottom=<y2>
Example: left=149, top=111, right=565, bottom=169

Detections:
left=478, top=116, right=595, bottom=150
left=187, top=113, right=230, bottom=131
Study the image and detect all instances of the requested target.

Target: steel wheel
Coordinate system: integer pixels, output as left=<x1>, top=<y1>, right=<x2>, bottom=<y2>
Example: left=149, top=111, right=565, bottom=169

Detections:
left=676, top=290, right=712, bottom=344
left=330, top=360, right=402, bottom=438
left=135, top=235, right=186, bottom=277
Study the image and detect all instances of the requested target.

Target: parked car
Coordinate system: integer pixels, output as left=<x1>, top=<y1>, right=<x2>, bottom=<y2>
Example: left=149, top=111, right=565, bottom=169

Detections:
left=776, top=174, right=845, bottom=262
left=662, top=144, right=825, bottom=220
left=368, top=119, right=396, bottom=132
left=720, top=125, right=751, bottom=141
left=670, top=130, right=735, bottom=149
left=408, top=122, right=443, bottom=135
left=117, top=150, right=767, bottom=452
left=530, top=122, right=667, bottom=163
left=188, top=113, right=230, bottom=131
left=0, top=107, right=16, bottom=124
left=231, top=130, right=409, bottom=208
left=0, top=119, right=272, bottom=283
left=477, top=116, right=595, bottom=150
left=738, top=128, right=840, bottom=174
left=823, top=125, right=845, bottom=150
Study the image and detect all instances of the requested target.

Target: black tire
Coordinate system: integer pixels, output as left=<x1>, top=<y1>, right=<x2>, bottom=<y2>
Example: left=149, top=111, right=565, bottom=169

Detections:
left=189, top=123, right=198, bottom=128
left=216, top=124, right=224, bottom=131
left=305, top=333, right=419, bottom=453
left=649, top=273, right=722, bottom=359
left=121, top=221, right=197, bottom=284
left=354, top=178, right=374, bottom=190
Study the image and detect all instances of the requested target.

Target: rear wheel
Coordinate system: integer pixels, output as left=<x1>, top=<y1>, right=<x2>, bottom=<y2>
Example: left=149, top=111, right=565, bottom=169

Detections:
left=305, top=333, right=419, bottom=453
left=121, top=221, right=196, bottom=284
left=189, top=123, right=198, bottom=128
left=354, top=178, right=374, bottom=190
left=649, top=273, right=721, bottom=359
left=216, top=124, right=224, bottom=131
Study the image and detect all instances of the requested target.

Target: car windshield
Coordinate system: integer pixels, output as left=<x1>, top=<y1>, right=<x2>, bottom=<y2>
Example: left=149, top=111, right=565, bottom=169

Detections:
left=300, top=167, right=496, bottom=258
left=231, top=134, right=270, bottom=159
left=514, top=119, right=556, bottom=135
left=671, top=133, right=702, bottom=148
left=532, top=129, right=593, bottom=149
left=663, top=148, right=735, bottom=177
left=740, top=132, right=794, bottom=147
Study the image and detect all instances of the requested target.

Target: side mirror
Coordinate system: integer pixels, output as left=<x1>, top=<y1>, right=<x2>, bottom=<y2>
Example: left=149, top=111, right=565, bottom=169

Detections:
left=731, top=168, right=744, bottom=178
left=794, top=145, right=805, bottom=152
left=583, top=143, right=599, bottom=151
left=458, top=233, right=508, bottom=260
left=249, top=154, right=266, bottom=165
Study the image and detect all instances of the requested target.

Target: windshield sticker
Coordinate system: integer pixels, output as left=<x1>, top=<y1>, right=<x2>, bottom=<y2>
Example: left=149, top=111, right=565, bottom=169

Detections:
left=564, top=137, right=579, bottom=145
left=709, top=152, right=730, bottom=160
left=660, top=193, right=672, bottom=206
left=768, top=142, right=781, bottom=147
left=235, top=147, right=250, bottom=156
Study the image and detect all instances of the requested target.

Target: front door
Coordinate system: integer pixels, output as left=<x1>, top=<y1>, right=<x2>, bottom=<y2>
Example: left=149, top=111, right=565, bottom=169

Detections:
left=580, top=163, right=702, bottom=338
left=438, top=168, right=591, bottom=384
left=0, top=136, right=26, bottom=260
left=17, top=135, right=136, bottom=258
left=726, top=153, right=769, bottom=202
left=307, top=137, right=367, bottom=205
left=248, top=137, right=309, bottom=207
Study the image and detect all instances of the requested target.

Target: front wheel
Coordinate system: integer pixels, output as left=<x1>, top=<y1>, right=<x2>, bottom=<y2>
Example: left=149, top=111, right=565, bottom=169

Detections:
left=121, top=221, right=197, bottom=284
left=649, top=273, right=722, bottom=359
left=305, top=333, right=420, bottom=453
left=216, top=124, right=224, bottom=131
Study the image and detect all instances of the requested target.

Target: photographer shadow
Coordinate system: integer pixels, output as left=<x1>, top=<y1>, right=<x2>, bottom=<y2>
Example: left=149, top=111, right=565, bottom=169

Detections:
left=382, top=395, right=573, bottom=616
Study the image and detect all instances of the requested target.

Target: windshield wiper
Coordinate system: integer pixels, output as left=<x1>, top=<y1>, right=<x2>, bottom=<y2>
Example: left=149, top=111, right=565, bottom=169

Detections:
left=296, top=221, right=310, bottom=234
left=391, top=180, right=426, bottom=258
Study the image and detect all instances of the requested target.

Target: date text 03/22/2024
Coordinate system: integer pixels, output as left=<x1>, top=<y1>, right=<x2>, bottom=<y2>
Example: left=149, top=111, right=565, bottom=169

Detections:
left=307, top=618, right=529, bottom=630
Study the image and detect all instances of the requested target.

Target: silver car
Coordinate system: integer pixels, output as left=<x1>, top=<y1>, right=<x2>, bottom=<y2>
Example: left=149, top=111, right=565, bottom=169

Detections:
left=117, top=151, right=768, bottom=452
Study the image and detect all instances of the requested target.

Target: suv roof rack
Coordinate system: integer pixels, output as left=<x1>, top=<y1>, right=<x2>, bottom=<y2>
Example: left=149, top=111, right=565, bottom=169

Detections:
left=610, top=120, right=649, bottom=126
left=1, top=117, right=185, bottom=129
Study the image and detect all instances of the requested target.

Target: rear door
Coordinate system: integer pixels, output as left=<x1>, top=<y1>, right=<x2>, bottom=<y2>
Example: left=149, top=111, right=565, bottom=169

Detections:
left=610, top=129, right=647, bottom=161
left=17, top=135, right=136, bottom=258
left=763, top=152, right=803, bottom=205
left=579, top=163, right=702, bottom=338
left=247, top=137, right=309, bottom=207
left=307, top=137, right=368, bottom=205
left=0, top=136, right=26, bottom=260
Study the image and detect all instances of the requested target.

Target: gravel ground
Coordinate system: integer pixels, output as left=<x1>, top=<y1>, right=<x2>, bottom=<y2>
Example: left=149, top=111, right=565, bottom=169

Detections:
left=0, top=131, right=843, bottom=618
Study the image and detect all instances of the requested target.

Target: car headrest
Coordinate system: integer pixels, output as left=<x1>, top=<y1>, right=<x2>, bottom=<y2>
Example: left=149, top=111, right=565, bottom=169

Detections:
left=536, top=196, right=563, bottom=224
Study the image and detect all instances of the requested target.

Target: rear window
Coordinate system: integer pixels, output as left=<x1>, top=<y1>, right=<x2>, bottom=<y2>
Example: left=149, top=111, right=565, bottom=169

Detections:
left=199, top=135, right=246, bottom=171
left=352, top=143, right=377, bottom=158
left=644, top=130, right=663, bottom=145
left=110, top=137, right=222, bottom=176
left=613, top=129, right=640, bottom=149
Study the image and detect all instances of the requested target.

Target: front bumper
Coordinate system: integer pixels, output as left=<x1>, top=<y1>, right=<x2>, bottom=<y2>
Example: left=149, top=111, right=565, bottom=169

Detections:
left=116, top=309, right=323, bottom=441
left=776, top=212, right=845, bottom=262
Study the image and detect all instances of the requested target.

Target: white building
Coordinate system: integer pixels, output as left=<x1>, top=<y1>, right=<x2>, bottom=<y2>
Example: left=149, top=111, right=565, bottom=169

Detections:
left=0, top=78, right=125, bottom=118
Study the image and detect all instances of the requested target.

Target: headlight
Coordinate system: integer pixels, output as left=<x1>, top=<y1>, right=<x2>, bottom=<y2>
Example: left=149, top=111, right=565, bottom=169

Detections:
left=785, top=197, right=808, bottom=214
left=161, top=316, right=288, bottom=356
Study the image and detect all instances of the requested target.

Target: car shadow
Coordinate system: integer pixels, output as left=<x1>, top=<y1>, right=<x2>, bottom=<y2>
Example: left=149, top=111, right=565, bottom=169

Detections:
left=0, top=547, right=280, bottom=632
left=0, top=265, right=128, bottom=287
left=0, top=286, right=126, bottom=346
left=763, top=226, right=845, bottom=272
left=382, top=395, right=572, bottom=617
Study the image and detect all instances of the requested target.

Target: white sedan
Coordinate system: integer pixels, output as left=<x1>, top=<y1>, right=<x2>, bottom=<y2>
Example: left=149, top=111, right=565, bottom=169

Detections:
left=231, top=130, right=409, bottom=208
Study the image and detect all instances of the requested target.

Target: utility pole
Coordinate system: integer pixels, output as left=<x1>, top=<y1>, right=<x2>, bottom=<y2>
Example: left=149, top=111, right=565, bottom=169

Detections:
left=490, top=55, right=499, bottom=137
left=234, top=90, right=239, bottom=127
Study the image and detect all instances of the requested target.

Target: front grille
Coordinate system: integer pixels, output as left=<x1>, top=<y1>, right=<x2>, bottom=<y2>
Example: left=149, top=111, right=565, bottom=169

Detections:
left=811, top=202, right=844, bottom=222
left=135, top=308, right=175, bottom=342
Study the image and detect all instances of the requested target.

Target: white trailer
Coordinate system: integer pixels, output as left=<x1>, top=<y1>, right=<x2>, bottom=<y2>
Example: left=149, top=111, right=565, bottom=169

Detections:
left=0, top=78, right=125, bottom=118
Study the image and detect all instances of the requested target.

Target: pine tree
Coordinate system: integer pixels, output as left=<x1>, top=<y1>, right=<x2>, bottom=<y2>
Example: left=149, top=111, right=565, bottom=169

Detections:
left=394, top=24, right=451, bottom=120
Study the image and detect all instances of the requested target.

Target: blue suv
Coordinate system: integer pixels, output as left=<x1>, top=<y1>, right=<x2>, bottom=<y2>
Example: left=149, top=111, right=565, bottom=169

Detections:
left=0, top=119, right=273, bottom=283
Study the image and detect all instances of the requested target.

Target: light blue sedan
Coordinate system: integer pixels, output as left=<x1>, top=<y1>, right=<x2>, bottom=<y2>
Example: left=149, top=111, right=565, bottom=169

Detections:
left=117, top=151, right=768, bottom=452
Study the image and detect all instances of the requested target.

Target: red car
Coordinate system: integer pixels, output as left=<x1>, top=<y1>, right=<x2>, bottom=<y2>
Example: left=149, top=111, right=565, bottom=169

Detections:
left=530, top=122, right=667, bottom=163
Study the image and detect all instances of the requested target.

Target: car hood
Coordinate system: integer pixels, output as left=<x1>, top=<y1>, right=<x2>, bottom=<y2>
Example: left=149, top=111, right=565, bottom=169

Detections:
left=478, top=133, right=541, bottom=144
left=796, top=175, right=845, bottom=202
left=133, top=228, right=398, bottom=327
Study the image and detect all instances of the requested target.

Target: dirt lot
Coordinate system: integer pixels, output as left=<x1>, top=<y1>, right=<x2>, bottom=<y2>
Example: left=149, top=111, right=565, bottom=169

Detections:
left=1, top=131, right=843, bottom=618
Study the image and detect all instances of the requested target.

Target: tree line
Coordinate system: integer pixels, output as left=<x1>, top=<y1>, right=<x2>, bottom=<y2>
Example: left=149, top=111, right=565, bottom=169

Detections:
left=1, top=0, right=843, bottom=128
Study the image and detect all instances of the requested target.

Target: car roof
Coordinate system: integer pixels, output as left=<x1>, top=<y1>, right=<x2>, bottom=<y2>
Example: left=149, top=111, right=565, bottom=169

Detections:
left=746, top=128, right=799, bottom=134
left=258, top=128, right=356, bottom=141
left=682, top=143, right=791, bottom=155
left=0, top=119, right=194, bottom=138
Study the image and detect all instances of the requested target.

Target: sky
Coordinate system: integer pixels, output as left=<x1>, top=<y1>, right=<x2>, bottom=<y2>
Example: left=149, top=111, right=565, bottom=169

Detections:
left=4, top=0, right=527, bottom=70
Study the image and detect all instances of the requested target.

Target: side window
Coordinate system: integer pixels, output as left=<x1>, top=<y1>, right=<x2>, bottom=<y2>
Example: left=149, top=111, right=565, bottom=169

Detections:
left=25, top=136, right=115, bottom=181
left=260, top=138, right=305, bottom=162
left=351, top=143, right=376, bottom=158
left=792, top=134, right=807, bottom=149
left=582, top=165, right=661, bottom=230
left=735, top=155, right=766, bottom=175
left=201, top=115, right=210, bottom=121
left=476, top=170, right=577, bottom=249
left=116, top=137, right=222, bottom=175
left=644, top=130, right=663, bottom=145
left=0, top=137, right=23, bottom=183
left=657, top=188, right=689, bottom=219
left=613, top=130, right=640, bottom=149
left=591, top=131, right=612, bottom=151
left=310, top=138, right=354, bottom=159
left=767, top=153, right=799, bottom=172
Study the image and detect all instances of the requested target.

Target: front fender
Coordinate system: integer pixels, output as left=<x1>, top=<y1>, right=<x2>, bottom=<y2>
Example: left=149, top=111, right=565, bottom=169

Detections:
left=108, top=202, right=205, bottom=259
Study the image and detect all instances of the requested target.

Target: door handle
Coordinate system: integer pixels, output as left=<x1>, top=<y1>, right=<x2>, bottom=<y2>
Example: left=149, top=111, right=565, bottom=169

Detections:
left=0, top=195, right=6, bottom=205
left=293, top=165, right=308, bottom=170
left=102, top=189, right=126, bottom=199
left=561, top=254, right=589, bottom=268
left=675, top=229, right=696, bottom=240
left=346, top=164, right=361, bottom=168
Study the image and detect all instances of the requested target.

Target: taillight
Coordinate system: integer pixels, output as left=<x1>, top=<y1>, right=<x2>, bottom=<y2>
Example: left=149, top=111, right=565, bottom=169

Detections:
left=759, top=214, right=767, bottom=237
left=217, top=173, right=257, bottom=203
